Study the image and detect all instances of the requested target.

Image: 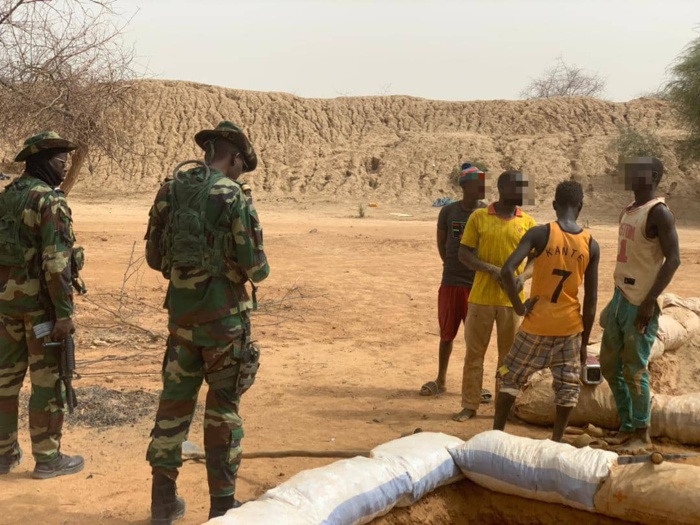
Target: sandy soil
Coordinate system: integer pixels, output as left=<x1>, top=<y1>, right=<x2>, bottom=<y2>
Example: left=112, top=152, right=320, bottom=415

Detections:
left=2, top=197, right=700, bottom=525
left=374, top=479, right=633, bottom=525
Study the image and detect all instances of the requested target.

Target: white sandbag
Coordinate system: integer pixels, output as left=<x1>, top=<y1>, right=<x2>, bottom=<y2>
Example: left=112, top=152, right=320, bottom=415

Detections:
left=513, top=370, right=620, bottom=430
left=594, top=463, right=700, bottom=525
left=371, top=432, right=464, bottom=506
left=263, top=456, right=412, bottom=525
left=206, top=498, right=313, bottom=525
left=657, top=315, right=687, bottom=351
left=651, top=393, right=700, bottom=445
left=448, top=430, right=617, bottom=511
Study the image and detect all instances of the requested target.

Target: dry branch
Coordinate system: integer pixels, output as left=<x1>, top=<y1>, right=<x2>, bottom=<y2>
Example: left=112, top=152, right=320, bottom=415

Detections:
left=0, top=0, right=139, bottom=193
left=521, top=57, right=606, bottom=99
left=81, top=294, right=162, bottom=339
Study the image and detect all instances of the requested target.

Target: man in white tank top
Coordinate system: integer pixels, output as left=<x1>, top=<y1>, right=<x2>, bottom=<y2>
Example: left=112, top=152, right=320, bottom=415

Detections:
left=600, top=158, right=680, bottom=452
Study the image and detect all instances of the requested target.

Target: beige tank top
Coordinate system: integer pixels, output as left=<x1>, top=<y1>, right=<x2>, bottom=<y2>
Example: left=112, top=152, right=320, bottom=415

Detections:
left=613, top=197, right=667, bottom=306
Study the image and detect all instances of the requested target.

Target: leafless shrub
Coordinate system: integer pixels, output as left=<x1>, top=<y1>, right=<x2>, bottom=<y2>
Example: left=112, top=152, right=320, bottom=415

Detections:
left=520, top=57, right=606, bottom=99
left=0, top=0, right=139, bottom=194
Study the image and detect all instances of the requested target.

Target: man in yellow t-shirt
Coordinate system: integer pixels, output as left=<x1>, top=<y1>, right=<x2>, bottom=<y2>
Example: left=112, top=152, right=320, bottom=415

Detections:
left=453, top=170, right=536, bottom=422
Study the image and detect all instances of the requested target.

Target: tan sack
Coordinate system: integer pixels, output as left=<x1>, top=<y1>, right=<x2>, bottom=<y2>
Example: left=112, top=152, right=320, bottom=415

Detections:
left=651, top=393, right=700, bottom=445
left=657, top=315, right=687, bottom=351
left=514, top=370, right=620, bottom=429
left=594, top=462, right=700, bottom=525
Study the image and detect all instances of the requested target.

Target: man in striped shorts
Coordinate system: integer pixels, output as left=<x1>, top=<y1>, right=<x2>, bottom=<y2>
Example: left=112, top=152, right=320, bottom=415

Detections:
left=493, top=180, right=600, bottom=441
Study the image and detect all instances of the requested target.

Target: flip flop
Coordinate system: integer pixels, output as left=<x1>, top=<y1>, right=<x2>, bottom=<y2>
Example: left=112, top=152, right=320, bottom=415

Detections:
left=420, top=381, right=446, bottom=397
left=481, top=388, right=492, bottom=404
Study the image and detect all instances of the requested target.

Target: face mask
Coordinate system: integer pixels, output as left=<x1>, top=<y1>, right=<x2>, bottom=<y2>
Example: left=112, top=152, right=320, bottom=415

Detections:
left=25, top=150, right=67, bottom=188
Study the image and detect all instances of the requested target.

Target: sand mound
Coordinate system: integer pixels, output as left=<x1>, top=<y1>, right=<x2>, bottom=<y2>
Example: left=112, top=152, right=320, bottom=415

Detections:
left=2, top=80, right=698, bottom=214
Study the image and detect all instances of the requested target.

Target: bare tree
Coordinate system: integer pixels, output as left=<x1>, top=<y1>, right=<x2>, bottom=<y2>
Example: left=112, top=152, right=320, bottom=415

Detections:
left=0, top=0, right=138, bottom=194
left=520, top=57, right=606, bottom=100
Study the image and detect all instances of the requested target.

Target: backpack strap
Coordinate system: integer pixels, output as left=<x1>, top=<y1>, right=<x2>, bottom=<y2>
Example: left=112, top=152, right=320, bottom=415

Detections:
left=0, top=177, right=46, bottom=268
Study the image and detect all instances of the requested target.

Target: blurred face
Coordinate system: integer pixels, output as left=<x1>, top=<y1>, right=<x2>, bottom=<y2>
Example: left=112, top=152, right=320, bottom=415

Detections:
left=48, top=152, right=70, bottom=182
left=499, top=172, right=528, bottom=206
left=460, top=177, right=485, bottom=201
left=625, top=165, right=656, bottom=193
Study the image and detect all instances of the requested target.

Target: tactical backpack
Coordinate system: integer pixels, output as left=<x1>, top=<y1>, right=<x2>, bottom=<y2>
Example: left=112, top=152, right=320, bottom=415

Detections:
left=0, top=177, right=43, bottom=267
left=160, top=161, right=234, bottom=278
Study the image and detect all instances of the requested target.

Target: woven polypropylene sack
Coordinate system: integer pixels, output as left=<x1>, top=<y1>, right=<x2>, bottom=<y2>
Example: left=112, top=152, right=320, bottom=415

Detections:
left=371, top=432, right=464, bottom=506
left=448, top=430, right=617, bottom=511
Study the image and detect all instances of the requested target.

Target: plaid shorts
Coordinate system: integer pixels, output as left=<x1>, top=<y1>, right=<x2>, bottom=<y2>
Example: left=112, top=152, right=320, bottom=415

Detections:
left=498, top=330, right=582, bottom=407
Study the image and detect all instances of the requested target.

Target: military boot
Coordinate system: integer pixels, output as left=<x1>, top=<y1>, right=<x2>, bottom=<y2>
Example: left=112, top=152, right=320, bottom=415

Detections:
left=151, top=473, right=186, bottom=524
left=0, top=448, right=22, bottom=475
left=208, top=495, right=242, bottom=520
left=32, top=453, right=84, bottom=479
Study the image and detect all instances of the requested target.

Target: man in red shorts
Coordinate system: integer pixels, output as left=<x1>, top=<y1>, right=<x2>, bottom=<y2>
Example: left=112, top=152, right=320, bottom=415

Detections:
left=420, top=164, right=486, bottom=396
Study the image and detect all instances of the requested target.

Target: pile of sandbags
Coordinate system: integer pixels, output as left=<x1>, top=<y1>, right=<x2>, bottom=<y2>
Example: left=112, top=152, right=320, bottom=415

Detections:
left=515, top=293, right=700, bottom=443
left=598, top=293, right=700, bottom=357
left=211, top=431, right=700, bottom=525
left=514, top=376, right=700, bottom=444
left=208, top=432, right=464, bottom=525
left=449, top=431, right=700, bottom=525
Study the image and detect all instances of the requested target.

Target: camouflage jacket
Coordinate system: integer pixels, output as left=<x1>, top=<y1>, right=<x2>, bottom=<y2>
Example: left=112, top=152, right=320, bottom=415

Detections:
left=145, top=168, right=270, bottom=326
left=0, top=175, right=75, bottom=320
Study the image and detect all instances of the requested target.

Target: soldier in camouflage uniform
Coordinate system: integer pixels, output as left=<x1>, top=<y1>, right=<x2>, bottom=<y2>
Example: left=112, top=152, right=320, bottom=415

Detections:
left=145, top=121, right=270, bottom=523
left=0, top=131, right=85, bottom=478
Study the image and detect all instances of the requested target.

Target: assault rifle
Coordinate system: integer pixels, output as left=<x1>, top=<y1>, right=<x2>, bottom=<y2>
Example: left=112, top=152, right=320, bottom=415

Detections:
left=33, top=321, right=78, bottom=413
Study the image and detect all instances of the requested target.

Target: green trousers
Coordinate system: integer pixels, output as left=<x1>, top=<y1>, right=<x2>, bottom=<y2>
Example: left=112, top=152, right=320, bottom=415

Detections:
left=600, top=288, right=659, bottom=432
left=0, top=310, right=65, bottom=462
left=147, top=314, right=249, bottom=497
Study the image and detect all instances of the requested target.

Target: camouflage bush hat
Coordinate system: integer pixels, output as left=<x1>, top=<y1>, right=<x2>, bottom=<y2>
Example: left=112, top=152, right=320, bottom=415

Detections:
left=15, top=131, right=77, bottom=162
left=194, top=120, right=258, bottom=172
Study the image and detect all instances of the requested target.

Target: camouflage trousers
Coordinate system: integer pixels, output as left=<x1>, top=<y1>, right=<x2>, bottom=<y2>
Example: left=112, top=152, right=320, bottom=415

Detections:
left=0, top=310, right=65, bottom=462
left=147, top=313, right=250, bottom=498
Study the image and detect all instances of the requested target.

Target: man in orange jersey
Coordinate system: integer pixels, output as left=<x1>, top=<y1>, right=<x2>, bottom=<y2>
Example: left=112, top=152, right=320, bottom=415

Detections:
left=493, top=180, right=600, bottom=441
left=453, top=170, right=536, bottom=422
left=601, top=158, right=680, bottom=452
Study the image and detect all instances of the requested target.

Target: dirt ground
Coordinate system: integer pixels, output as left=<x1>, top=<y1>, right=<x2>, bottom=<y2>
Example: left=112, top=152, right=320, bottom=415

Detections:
left=374, top=478, right=633, bottom=525
left=2, top=197, right=700, bottom=525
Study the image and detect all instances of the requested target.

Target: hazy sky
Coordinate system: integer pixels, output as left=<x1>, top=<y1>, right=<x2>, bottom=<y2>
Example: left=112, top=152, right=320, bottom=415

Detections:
left=120, top=0, right=699, bottom=101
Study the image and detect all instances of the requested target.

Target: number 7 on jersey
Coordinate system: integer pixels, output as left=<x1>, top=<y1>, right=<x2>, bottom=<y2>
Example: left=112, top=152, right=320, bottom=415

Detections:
left=551, top=269, right=572, bottom=303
